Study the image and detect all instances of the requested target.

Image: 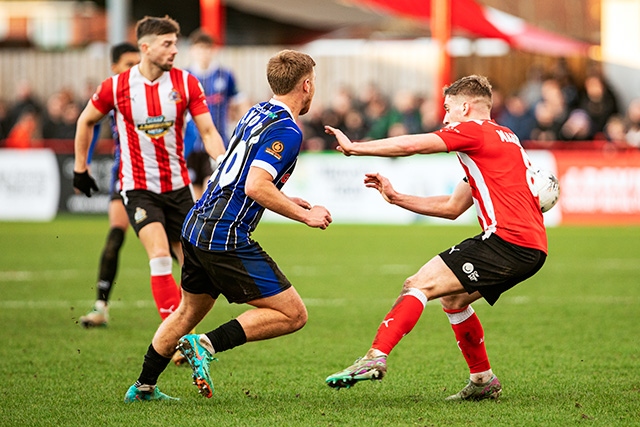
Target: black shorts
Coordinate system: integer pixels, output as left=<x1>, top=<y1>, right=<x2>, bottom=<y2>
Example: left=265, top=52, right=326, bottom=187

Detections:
left=181, top=238, right=292, bottom=304
left=122, top=187, right=195, bottom=241
left=187, top=151, right=214, bottom=186
left=439, top=233, right=546, bottom=306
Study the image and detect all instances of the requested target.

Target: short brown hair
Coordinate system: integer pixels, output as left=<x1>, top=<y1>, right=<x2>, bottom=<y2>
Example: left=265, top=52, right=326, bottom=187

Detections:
left=189, top=28, right=215, bottom=46
left=444, top=75, right=493, bottom=101
left=135, top=15, right=180, bottom=41
left=266, top=50, right=316, bottom=96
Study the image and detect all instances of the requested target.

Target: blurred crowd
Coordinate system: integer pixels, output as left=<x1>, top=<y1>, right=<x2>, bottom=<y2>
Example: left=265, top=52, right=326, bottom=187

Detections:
left=2, top=61, right=640, bottom=151
left=299, top=61, right=640, bottom=152
left=0, top=79, right=90, bottom=149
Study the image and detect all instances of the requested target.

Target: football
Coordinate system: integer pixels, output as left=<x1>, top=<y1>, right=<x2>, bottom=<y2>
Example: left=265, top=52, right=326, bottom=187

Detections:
left=533, top=169, right=560, bottom=213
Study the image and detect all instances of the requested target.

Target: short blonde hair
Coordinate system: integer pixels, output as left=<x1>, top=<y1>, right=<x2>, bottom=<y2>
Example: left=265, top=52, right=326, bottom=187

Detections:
left=266, top=50, right=316, bottom=95
left=444, top=75, right=493, bottom=106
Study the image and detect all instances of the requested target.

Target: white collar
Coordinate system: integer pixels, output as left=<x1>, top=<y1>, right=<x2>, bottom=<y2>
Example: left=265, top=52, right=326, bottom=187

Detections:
left=269, top=98, right=293, bottom=118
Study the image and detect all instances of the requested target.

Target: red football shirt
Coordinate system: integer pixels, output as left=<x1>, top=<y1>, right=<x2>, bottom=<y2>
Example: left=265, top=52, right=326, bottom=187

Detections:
left=91, top=65, right=209, bottom=194
left=437, top=119, right=547, bottom=253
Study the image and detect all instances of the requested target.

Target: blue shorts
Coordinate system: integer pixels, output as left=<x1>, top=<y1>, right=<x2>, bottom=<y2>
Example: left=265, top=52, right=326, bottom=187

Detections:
left=180, top=239, right=292, bottom=304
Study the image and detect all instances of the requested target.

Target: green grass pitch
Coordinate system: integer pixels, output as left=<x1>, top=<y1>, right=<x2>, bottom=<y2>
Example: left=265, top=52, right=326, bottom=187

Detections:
left=1, top=216, right=639, bottom=426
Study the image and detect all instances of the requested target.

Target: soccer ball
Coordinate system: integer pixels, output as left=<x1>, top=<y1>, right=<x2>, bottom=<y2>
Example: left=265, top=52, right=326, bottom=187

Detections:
left=533, top=169, right=560, bottom=213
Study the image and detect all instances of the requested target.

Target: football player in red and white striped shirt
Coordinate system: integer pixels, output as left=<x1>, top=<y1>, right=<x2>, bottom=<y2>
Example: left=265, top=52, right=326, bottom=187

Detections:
left=74, top=16, right=225, bottom=332
left=324, top=75, right=548, bottom=401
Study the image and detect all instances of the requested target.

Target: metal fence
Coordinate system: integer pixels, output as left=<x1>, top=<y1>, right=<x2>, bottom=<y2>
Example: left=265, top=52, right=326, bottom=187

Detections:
left=0, top=41, right=588, bottom=108
left=1, top=41, right=439, bottom=105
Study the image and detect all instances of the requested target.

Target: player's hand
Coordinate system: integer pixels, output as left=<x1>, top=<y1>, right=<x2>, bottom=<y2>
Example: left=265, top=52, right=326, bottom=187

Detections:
left=73, top=170, right=99, bottom=197
left=289, top=196, right=312, bottom=210
left=304, top=205, right=332, bottom=230
left=324, top=125, right=353, bottom=156
left=364, top=173, right=396, bottom=204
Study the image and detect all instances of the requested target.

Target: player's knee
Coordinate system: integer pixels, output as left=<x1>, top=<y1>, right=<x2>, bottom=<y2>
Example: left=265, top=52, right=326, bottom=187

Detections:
left=289, top=305, right=308, bottom=332
left=402, top=276, right=416, bottom=291
left=440, top=294, right=468, bottom=311
left=403, top=275, right=429, bottom=293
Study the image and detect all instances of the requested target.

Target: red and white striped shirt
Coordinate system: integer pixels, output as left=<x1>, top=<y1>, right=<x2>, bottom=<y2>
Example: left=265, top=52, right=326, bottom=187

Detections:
left=438, top=119, right=548, bottom=254
left=91, top=65, right=209, bottom=194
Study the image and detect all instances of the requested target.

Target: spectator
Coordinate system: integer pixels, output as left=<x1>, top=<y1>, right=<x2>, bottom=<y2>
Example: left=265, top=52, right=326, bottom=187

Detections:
left=550, top=58, right=579, bottom=109
left=56, top=101, right=81, bottom=139
left=354, top=81, right=384, bottom=115
left=41, top=92, right=65, bottom=139
left=625, top=98, right=640, bottom=148
left=559, top=109, right=593, bottom=141
left=5, top=80, right=42, bottom=133
left=578, top=74, right=619, bottom=139
left=367, top=90, right=421, bottom=139
left=5, top=110, right=40, bottom=149
left=490, top=85, right=506, bottom=121
left=361, top=90, right=389, bottom=135
left=496, top=93, right=536, bottom=142
left=540, top=78, right=569, bottom=125
left=299, top=102, right=329, bottom=149
left=603, top=115, right=629, bottom=149
left=343, top=108, right=368, bottom=141
left=528, top=78, right=570, bottom=144
left=419, top=97, right=442, bottom=133
left=323, top=109, right=345, bottom=147
left=519, top=64, right=545, bottom=107
left=530, top=101, right=561, bottom=144
left=332, top=86, right=355, bottom=121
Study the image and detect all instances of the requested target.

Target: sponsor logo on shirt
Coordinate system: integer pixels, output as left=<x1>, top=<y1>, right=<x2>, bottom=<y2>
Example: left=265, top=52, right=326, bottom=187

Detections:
left=266, top=141, right=284, bottom=160
left=137, top=115, right=175, bottom=139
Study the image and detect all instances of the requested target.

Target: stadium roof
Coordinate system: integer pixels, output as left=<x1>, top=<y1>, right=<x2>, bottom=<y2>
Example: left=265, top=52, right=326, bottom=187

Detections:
left=223, top=0, right=593, bottom=56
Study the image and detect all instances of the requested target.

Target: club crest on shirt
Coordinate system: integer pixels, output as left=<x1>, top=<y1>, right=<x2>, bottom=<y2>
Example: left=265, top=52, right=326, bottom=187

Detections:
left=266, top=141, right=284, bottom=160
left=137, top=115, right=174, bottom=139
left=168, top=89, right=182, bottom=103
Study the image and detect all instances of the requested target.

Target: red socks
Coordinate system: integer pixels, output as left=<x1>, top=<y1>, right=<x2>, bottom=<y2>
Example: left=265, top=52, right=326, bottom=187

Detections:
left=443, top=305, right=491, bottom=373
left=149, top=257, right=181, bottom=320
left=372, top=288, right=427, bottom=355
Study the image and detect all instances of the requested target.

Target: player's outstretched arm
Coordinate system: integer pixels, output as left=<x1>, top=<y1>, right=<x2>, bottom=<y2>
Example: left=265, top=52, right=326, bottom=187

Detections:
left=366, top=174, right=473, bottom=220
left=324, top=126, right=448, bottom=157
left=246, top=167, right=332, bottom=230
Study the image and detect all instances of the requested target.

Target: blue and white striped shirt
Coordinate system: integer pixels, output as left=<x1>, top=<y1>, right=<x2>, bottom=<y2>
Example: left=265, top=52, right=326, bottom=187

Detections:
left=182, top=99, right=302, bottom=251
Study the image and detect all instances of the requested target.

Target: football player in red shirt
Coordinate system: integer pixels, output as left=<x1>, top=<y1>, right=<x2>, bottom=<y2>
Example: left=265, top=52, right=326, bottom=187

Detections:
left=73, top=16, right=225, bottom=333
left=325, top=75, right=548, bottom=401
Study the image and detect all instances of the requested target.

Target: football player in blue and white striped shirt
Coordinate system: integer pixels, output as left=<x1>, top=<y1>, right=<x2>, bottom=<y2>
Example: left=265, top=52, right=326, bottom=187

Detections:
left=125, top=49, right=332, bottom=402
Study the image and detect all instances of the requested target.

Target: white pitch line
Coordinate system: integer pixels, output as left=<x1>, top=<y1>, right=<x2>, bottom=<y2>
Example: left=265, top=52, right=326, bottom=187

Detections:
left=0, top=270, right=84, bottom=282
left=2, top=296, right=636, bottom=310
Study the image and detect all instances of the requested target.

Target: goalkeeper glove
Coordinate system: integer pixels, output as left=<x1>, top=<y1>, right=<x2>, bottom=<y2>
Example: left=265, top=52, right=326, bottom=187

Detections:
left=73, top=170, right=99, bottom=197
